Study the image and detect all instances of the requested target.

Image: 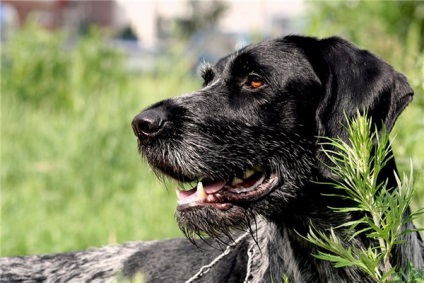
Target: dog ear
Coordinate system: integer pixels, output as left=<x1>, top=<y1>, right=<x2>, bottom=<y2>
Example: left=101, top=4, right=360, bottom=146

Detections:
left=315, top=37, right=413, bottom=139
left=303, top=37, right=413, bottom=177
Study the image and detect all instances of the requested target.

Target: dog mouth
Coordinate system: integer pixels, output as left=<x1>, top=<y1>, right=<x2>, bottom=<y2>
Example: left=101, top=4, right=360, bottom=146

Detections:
left=176, top=167, right=278, bottom=210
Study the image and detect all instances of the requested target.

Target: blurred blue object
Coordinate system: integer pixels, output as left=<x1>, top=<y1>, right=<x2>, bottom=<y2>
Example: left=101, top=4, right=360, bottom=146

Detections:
left=108, top=39, right=162, bottom=74
left=185, top=30, right=251, bottom=74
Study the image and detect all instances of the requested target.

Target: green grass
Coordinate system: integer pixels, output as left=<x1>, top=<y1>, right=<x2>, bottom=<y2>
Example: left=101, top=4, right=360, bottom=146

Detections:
left=0, top=25, right=201, bottom=256
left=1, top=74, right=201, bottom=256
left=0, top=24, right=202, bottom=256
left=1, top=23, right=423, bottom=257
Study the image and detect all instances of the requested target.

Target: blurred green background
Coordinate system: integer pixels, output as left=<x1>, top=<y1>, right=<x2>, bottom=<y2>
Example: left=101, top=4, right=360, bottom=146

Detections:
left=1, top=1, right=423, bottom=256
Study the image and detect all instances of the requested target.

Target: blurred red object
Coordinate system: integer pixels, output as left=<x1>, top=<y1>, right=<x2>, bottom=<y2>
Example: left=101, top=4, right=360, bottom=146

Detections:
left=3, top=0, right=68, bottom=28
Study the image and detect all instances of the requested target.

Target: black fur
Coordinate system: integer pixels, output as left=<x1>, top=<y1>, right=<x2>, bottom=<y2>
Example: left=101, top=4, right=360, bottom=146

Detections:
left=1, top=35, right=423, bottom=282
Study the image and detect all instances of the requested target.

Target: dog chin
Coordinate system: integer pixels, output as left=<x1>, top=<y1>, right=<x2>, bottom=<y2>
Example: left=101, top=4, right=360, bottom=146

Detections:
left=176, top=204, right=254, bottom=240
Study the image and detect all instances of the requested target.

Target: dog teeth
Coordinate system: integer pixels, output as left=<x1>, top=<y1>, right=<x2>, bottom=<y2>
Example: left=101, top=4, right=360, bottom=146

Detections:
left=230, top=168, right=260, bottom=186
left=196, top=181, right=207, bottom=200
left=231, top=177, right=244, bottom=186
left=243, top=169, right=256, bottom=179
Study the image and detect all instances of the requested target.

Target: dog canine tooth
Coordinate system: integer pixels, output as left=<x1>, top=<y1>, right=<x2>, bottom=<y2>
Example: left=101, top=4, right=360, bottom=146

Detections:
left=196, top=181, right=207, bottom=200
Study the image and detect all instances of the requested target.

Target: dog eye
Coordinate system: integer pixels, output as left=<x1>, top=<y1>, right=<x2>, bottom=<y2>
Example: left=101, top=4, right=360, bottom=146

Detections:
left=245, top=74, right=264, bottom=89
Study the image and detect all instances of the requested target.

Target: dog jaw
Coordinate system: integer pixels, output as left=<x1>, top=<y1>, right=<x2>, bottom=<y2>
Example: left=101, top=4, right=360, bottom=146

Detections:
left=173, top=168, right=280, bottom=240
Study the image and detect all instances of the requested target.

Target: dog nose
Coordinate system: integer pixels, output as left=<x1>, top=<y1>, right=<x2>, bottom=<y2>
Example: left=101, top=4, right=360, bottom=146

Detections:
left=132, top=109, right=168, bottom=141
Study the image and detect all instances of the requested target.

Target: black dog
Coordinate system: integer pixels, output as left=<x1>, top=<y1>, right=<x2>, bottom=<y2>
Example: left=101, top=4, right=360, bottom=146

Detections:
left=1, top=35, right=423, bottom=282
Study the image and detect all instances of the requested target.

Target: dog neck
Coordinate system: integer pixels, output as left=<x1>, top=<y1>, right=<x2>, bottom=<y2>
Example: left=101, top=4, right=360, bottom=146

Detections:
left=248, top=214, right=372, bottom=283
left=249, top=217, right=316, bottom=283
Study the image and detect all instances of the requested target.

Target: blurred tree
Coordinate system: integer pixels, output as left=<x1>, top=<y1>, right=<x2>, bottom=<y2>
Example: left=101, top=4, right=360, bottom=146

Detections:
left=307, top=1, right=424, bottom=53
left=175, top=0, right=229, bottom=39
left=1, top=24, right=127, bottom=110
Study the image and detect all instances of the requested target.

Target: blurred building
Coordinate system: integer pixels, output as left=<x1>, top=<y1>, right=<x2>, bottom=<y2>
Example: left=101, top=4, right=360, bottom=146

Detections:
left=2, top=0, right=304, bottom=47
left=1, top=1, right=127, bottom=34
left=117, top=0, right=305, bottom=48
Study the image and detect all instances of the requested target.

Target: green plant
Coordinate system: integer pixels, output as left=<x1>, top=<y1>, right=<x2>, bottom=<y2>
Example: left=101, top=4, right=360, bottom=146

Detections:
left=306, top=113, right=424, bottom=282
left=307, top=1, right=424, bottom=53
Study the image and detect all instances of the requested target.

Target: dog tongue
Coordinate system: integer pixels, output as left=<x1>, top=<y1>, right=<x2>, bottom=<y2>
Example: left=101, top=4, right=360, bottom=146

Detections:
left=203, top=180, right=226, bottom=194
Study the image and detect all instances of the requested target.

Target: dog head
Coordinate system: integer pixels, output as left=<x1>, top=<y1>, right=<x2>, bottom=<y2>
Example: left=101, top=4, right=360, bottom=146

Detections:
left=132, top=36, right=413, bottom=239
